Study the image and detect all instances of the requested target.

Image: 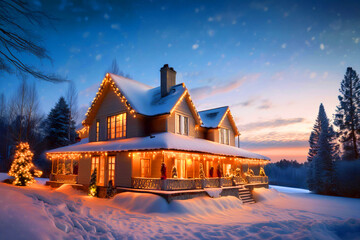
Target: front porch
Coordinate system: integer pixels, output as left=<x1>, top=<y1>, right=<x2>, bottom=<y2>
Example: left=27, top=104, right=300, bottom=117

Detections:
left=131, top=176, right=268, bottom=191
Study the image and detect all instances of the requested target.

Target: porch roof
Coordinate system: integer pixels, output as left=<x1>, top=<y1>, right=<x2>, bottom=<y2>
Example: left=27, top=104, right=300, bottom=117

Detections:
left=47, top=132, right=270, bottom=161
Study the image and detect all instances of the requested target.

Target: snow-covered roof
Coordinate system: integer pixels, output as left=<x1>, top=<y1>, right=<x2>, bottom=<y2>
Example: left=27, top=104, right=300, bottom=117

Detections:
left=47, top=132, right=270, bottom=161
left=199, top=106, right=229, bottom=128
left=110, top=74, right=188, bottom=116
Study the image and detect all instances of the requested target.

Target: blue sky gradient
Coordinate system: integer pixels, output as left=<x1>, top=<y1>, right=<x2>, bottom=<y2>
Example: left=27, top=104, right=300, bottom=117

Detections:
left=1, top=0, right=360, bottom=161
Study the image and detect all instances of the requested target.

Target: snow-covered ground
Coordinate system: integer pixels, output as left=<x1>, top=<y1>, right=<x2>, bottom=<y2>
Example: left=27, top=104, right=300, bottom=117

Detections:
left=0, top=173, right=359, bottom=240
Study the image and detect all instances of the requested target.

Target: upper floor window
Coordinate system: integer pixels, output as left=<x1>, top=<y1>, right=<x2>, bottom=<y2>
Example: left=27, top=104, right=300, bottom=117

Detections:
left=107, top=113, right=126, bottom=140
left=175, top=113, right=189, bottom=136
left=219, top=128, right=230, bottom=145
left=96, top=120, right=100, bottom=141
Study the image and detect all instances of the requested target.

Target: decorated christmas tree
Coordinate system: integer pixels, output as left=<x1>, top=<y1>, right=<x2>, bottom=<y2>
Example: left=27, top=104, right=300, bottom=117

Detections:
left=8, top=142, right=42, bottom=186
left=171, top=165, right=178, bottom=178
left=88, top=168, right=97, bottom=197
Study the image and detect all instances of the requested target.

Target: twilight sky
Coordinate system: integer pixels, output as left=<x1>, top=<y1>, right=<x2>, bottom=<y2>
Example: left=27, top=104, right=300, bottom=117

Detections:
left=1, top=0, right=360, bottom=162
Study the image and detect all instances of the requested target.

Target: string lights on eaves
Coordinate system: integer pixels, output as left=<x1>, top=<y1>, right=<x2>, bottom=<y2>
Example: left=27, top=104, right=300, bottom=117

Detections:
left=82, top=73, right=137, bottom=126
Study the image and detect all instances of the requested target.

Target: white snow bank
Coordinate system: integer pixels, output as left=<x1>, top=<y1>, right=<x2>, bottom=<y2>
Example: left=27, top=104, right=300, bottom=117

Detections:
left=205, top=188, right=223, bottom=198
left=0, top=172, right=48, bottom=185
left=55, top=184, right=85, bottom=196
left=112, top=191, right=243, bottom=214
left=270, top=185, right=310, bottom=194
left=112, top=192, right=169, bottom=213
left=252, top=187, right=285, bottom=202
left=1, top=183, right=360, bottom=239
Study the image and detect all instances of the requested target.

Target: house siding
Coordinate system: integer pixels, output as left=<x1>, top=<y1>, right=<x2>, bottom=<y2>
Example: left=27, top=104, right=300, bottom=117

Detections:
left=219, top=114, right=236, bottom=146
left=167, top=98, right=197, bottom=137
left=88, top=86, right=145, bottom=142
left=115, top=152, right=132, bottom=187
left=78, top=155, right=91, bottom=185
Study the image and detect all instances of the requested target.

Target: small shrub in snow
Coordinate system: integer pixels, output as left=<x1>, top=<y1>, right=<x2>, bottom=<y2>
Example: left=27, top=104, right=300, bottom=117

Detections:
left=171, top=165, right=178, bottom=178
left=161, top=162, right=167, bottom=180
left=235, top=168, right=241, bottom=177
left=244, top=168, right=254, bottom=177
left=259, top=167, right=266, bottom=176
left=89, top=168, right=97, bottom=197
left=106, top=180, right=115, bottom=198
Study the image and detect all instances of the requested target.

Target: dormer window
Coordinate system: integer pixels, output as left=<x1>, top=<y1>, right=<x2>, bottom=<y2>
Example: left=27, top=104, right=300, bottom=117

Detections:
left=175, top=113, right=189, bottom=136
left=107, top=113, right=126, bottom=140
left=219, top=128, right=230, bottom=145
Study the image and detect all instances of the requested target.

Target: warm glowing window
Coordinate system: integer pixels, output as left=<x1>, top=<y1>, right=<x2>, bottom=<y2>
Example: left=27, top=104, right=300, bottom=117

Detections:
left=224, top=164, right=232, bottom=177
left=175, top=114, right=189, bottom=136
left=108, top=156, right=115, bottom=185
left=107, top=113, right=126, bottom=139
left=91, top=156, right=100, bottom=174
left=140, top=159, right=150, bottom=177
left=96, top=120, right=100, bottom=141
left=91, top=156, right=105, bottom=185
left=219, top=128, right=230, bottom=145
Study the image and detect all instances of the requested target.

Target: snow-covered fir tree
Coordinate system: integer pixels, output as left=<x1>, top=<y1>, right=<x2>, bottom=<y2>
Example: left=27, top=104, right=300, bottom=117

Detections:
left=334, top=67, right=360, bottom=160
left=310, top=104, right=338, bottom=194
left=45, top=97, right=77, bottom=149
left=307, top=106, right=321, bottom=191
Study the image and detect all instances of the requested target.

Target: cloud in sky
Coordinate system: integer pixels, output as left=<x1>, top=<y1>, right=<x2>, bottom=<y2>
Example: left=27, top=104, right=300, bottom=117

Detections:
left=241, top=140, right=308, bottom=149
left=111, top=24, right=120, bottom=30
left=258, top=99, right=272, bottom=109
left=190, top=73, right=260, bottom=101
left=238, top=118, right=305, bottom=131
left=192, top=43, right=199, bottom=50
left=95, top=54, right=102, bottom=61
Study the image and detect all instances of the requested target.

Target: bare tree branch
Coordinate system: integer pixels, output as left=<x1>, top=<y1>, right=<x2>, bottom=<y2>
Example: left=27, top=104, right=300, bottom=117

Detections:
left=0, top=0, right=67, bottom=83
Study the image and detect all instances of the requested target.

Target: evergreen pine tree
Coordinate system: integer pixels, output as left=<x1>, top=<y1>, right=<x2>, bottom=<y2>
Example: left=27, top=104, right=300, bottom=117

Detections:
left=45, top=97, right=77, bottom=149
left=88, top=168, right=97, bottom=197
left=307, top=107, right=321, bottom=191
left=106, top=180, right=114, bottom=198
left=8, top=142, right=42, bottom=186
left=311, top=104, right=338, bottom=194
left=334, top=67, right=360, bottom=160
left=171, top=165, right=178, bottom=178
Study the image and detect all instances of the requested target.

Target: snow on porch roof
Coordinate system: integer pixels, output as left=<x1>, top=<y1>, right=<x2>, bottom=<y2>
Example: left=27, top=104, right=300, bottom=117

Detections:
left=47, top=132, right=270, bottom=161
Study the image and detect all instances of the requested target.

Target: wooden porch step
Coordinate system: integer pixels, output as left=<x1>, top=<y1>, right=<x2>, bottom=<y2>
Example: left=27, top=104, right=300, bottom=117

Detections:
left=238, top=188, right=255, bottom=204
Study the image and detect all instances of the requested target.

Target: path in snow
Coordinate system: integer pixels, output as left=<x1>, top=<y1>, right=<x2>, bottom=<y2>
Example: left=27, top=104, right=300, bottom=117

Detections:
left=0, top=174, right=359, bottom=240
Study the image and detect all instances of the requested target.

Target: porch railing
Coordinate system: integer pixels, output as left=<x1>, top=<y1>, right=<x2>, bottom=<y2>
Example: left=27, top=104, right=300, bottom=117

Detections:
left=131, top=177, right=247, bottom=191
left=131, top=177, right=161, bottom=190
left=50, top=174, right=78, bottom=184
left=246, top=176, right=269, bottom=184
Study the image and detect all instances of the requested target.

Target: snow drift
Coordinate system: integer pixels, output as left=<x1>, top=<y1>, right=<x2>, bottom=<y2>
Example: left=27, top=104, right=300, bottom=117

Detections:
left=112, top=191, right=243, bottom=215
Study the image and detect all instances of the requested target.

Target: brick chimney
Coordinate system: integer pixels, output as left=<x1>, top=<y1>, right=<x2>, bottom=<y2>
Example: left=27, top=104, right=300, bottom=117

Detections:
left=160, top=64, right=176, bottom=97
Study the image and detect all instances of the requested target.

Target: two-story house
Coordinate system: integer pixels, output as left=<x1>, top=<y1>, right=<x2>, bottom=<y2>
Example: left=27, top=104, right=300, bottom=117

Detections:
left=47, top=64, right=269, bottom=193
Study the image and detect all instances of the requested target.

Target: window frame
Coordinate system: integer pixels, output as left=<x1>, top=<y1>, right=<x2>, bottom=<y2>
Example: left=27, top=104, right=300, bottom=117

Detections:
left=219, top=128, right=230, bottom=145
left=175, top=113, right=189, bottom=136
left=140, top=158, right=151, bottom=178
left=108, top=155, right=116, bottom=186
left=96, top=120, right=100, bottom=141
left=107, top=112, right=127, bottom=140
